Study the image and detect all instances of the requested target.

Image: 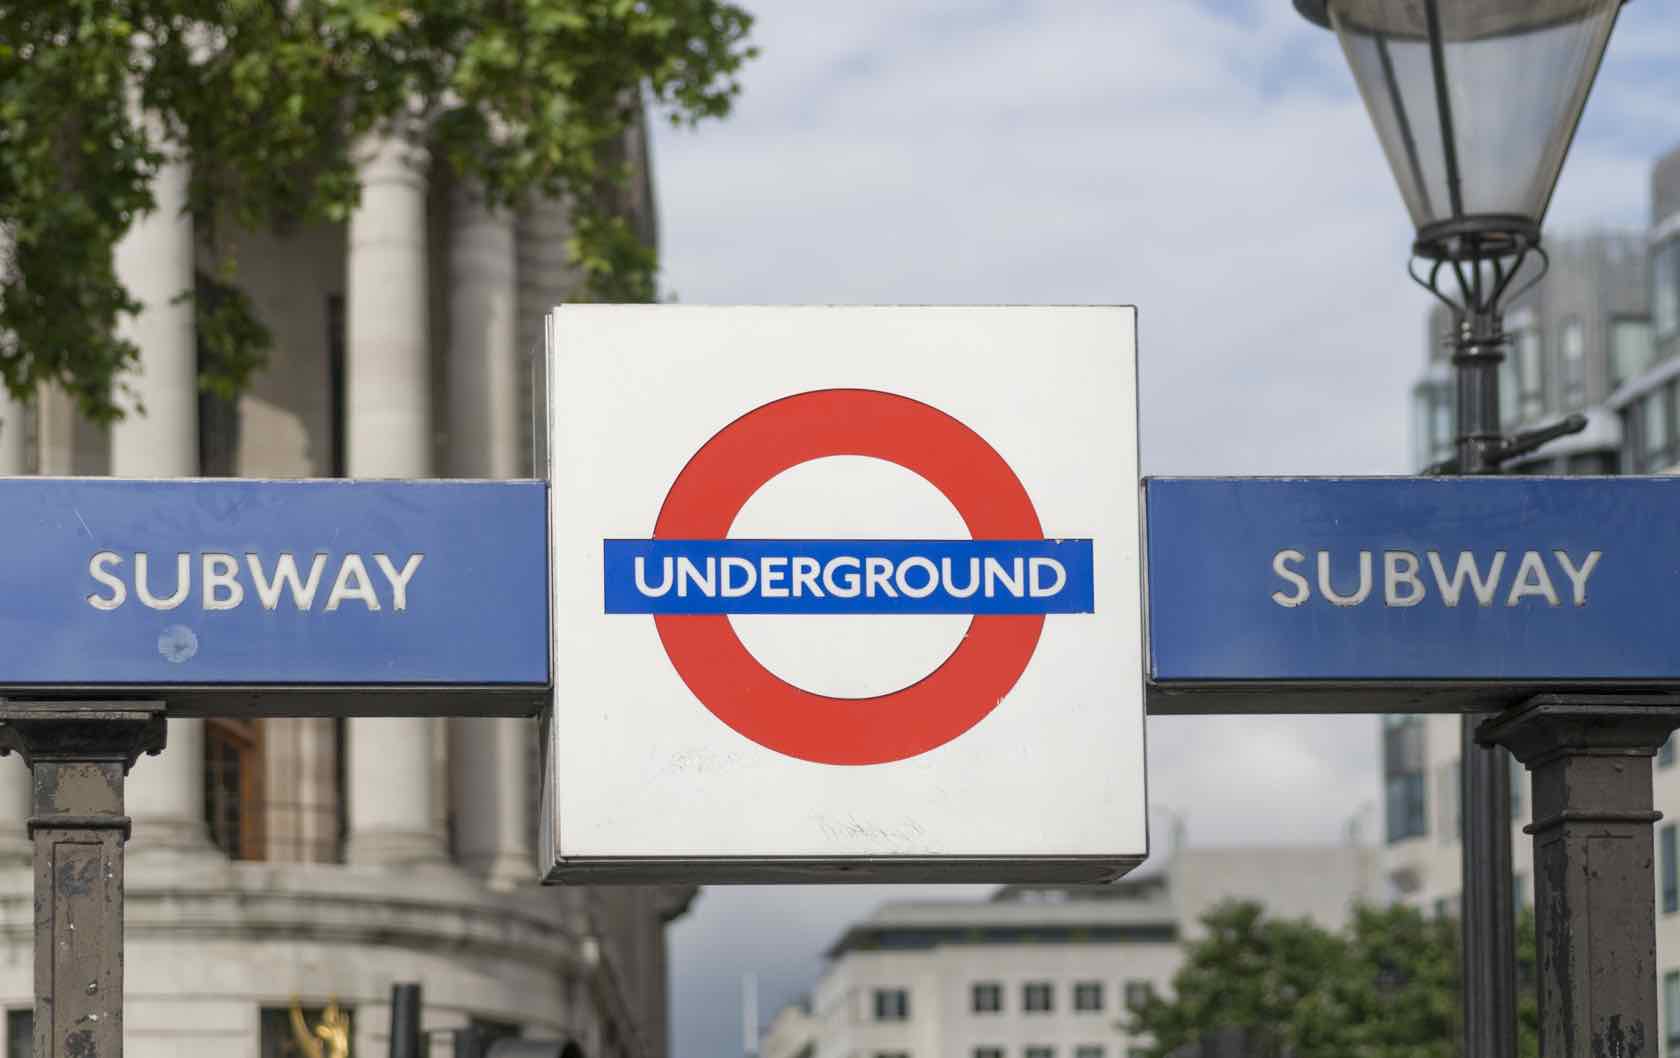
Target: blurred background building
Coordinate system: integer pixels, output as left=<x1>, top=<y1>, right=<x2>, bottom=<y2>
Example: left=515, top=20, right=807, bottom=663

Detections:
left=759, top=845, right=1381, bottom=1058
left=1394, top=141, right=1680, bottom=1051
left=0, top=119, right=687, bottom=1058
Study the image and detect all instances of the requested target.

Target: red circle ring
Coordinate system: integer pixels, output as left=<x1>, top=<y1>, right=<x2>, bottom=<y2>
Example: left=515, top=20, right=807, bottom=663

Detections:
left=653, top=389, right=1045, bottom=766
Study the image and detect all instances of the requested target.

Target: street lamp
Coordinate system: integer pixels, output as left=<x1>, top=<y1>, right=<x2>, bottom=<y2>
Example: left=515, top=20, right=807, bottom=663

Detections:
left=1293, top=3, right=1629, bottom=1058
left=1296, top=0, right=1623, bottom=468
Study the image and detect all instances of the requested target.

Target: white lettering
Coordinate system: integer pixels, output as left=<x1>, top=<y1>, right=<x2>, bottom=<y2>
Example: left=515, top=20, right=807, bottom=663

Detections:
left=202, top=553, right=244, bottom=611
left=676, top=556, right=714, bottom=598
left=824, top=556, right=861, bottom=597
left=1506, top=550, right=1560, bottom=607
left=1554, top=550, right=1601, bottom=607
left=633, top=556, right=672, bottom=597
left=942, top=557, right=980, bottom=599
left=984, top=557, right=1024, bottom=598
left=720, top=556, right=756, bottom=598
left=135, top=552, right=190, bottom=611
left=374, top=553, right=423, bottom=611
left=1427, top=550, right=1506, bottom=607
left=865, top=556, right=897, bottom=598
left=1316, top=550, right=1372, bottom=607
left=1270, top=549, right=1309, bottom=607
left=247, top=553, right=327, bottom=611
left=791, top=556, right=823, bottom=598
left=1384, top=551, right=1425, bottom=608
left=1028, top=557, right=1066, bottom=598
left=760, top=557, right=789, bottom=598
left=87, top=551, right=126, bottom=611
left=896, top=556, right=939, bottom=599
left=324, top=554, right=380, bottom=612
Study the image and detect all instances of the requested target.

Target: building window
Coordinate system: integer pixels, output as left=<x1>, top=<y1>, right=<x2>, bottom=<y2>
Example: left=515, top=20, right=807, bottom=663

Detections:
left=873, top=1053, right=909, bottom=1058
left=1386, top=772, right=1428, bottom=843
left=7, top=1008, right=29, bottom=1058
left=974, top=1049, right=1005, bottom=1058
left=1511, top=755, right=1525, bottom=819
left=1561, top=318, right=1586, bottom=407
left=261, top=1004, right=354, bottom=1058
left=1511, top=314, right=1545, bottom=420
left=1437, top=759, right=1461, bottom=843
left=1656, top=239, right=1680, bottom=341
left=1123, top=980, right=1155, bottom=1011
left=1665, top=970, right=1680, bottom=1056
left=1075, top=1048, right=1105, bottom=1058
left=1025, top=1049, right=1055, bottom=1058
left=1644, top=386, right=1678, bottom=471
left=1023, top=981, right=1054, bottom=1013
left=1073, top=981, right=1104, bottom=1012
left=1385, top=716, right=1428, bottom=843
left=872, top=989, right=909, bottom=1022
left=971, top=982, right=1002, bottom=1014
left=1664, top=825, right=1678, bottom=915
left=1612, top=317, right=1655, bottom=389
left=1412, top=380, right=1455, bottom=468
left=206, top=718, right=265, bottom=861
left=1662, top=735, right=1676, bottom=769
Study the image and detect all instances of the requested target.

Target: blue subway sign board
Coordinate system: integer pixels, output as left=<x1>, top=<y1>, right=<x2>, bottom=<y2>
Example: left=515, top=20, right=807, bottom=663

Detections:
left=0, top=479, right=549, bottom=716
left=1144, top=476, right=1680, bottom=714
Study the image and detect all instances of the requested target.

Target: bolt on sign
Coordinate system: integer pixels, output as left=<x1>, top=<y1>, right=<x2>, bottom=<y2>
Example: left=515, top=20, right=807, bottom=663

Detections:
left=539, top=305, right=1147, bottom=882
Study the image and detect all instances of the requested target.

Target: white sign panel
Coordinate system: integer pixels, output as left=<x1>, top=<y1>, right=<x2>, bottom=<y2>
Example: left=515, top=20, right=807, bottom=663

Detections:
left=542, top=305, right=1146, bottom=882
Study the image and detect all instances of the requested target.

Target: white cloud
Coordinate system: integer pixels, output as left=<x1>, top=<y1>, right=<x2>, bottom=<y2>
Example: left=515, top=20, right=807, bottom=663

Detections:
left=654, top=3, right=1680, bottom=1055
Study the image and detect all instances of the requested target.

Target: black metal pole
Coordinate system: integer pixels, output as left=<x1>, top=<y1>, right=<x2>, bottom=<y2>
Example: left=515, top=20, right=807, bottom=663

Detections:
left=0, top=701, right=166, bottom=1058
left=1453, top=308, right=1518, bottom=1058
left=1480, top=695, right=1680, bottom=1057
left=390, top=983, right=423, bottom=1058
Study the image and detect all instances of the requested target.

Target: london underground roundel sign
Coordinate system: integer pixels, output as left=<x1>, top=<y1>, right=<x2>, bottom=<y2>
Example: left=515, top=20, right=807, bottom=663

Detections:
left=544, top=306, right=1145, bottom=883
left=631, top=388, right=1086, bottom=766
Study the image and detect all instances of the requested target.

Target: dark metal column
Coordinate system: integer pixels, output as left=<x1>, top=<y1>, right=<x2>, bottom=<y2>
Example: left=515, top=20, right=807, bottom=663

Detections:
left=1480, top=695, right=1680, bottom=1058
left=1454, top=308, right=1518, bottom=1058
left=0, top=702, right=166, bottom=1058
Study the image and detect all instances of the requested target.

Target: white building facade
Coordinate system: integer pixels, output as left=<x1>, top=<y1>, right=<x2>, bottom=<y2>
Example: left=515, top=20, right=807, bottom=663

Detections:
left=1395, top=142, right=1680, bottom=1057
left=760, top=847, right=1382, bottom=1058
left=0, top=119, right=689, bottom=1058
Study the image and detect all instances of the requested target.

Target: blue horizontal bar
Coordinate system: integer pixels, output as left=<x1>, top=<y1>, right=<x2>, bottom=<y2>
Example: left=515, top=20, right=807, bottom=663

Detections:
left=0, top=479, right=549, bottom=688
left=604, top=539, right=1094, bottom=614
left=1145, top=476, right=1680, bottom=683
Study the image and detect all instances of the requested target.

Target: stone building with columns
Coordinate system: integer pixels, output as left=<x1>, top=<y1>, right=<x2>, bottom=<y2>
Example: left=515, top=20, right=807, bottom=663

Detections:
left=0, top=120, right=691, bottom=1058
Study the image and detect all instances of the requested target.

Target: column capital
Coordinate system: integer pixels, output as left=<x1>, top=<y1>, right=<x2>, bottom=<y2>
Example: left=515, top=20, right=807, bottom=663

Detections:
left=1478, top=693, right=1680, bottom=767
left=357, top=132, right=431, bottom=191
left=0, top=701, right=165, bottom=771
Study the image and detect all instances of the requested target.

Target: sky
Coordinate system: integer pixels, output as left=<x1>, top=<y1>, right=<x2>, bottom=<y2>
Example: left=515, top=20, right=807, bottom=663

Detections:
left=646, top=2, right=1680, bottom=1056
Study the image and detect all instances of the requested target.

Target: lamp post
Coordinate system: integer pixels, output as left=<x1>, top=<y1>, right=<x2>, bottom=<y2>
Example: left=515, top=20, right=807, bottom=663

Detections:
left=1293, top=2, right=1628, bottom=1056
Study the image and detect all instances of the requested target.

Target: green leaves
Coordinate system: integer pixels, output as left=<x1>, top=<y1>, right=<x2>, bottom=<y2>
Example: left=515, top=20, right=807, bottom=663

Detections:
left=0, top=0, right=755, bottom=421
left=1129, top=901, right=1540, bottom=1058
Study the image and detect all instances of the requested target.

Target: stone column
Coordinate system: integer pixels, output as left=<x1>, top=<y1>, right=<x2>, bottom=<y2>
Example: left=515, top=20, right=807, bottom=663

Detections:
left=0, top=388, right=26, bottom=865
left=111, top=147, right=214, bottom=854
left=445, top=181, right=532, bottom=886
left=0, top=388, right=22, bottom=474
left=450, top=715, right=532, bottom=887
left=447, top=181, right=519, bottom=479
left=344, top=133, right=447, bottom=867
left=1479, top=695, right=1680, bottom=1058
